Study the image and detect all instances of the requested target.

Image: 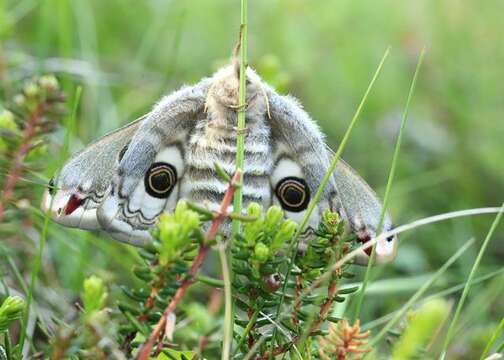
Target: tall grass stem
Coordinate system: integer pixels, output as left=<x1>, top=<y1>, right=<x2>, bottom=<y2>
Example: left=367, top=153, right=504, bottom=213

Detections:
left=272, top=48, right=391, bottom=342
left=353, top=48, right=425, bottom=320
left=18, top=87, right=81, bottom=357
left=439, top=202, right=504, bottom=359
left=369, top=237, right=475, bottom=347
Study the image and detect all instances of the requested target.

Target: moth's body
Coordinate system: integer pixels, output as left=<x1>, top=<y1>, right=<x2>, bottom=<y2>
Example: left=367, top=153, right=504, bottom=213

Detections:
left=183, top=69, right=273, bottom=212
left=42, top=63, right=398, bottom=265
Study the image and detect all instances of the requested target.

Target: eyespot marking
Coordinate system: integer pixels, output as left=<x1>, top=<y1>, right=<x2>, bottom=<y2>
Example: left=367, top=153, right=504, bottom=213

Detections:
left=275, top=177, right=310, bottom=212
left=144, top=162, right=177, bottom=199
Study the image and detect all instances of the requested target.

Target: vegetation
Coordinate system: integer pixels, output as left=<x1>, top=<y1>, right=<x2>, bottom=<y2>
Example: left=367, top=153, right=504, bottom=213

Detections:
left=0, top=0, right=503, bottom=359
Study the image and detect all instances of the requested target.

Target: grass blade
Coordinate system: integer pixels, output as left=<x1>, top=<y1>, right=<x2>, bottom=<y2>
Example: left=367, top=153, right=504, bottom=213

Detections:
left=439, top=202, right=504, bottom=359
left=369, top=237, right=475, bottom=347
left=272, top=47, right=391, bottom=345
left=18, top=87, right=81, bottom=357
left=480, top=318, right=504, bottom=359
left=353, top=47, right=426, bottom=321
left=362, top=268, right=504, bottom=331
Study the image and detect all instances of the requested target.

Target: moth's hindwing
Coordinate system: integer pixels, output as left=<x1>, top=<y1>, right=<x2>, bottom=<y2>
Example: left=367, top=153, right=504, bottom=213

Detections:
left=332, top=159, right=398, bottom=264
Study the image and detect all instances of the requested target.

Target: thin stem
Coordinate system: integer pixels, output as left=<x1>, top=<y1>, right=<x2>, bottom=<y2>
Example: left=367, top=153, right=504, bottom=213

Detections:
left=0, top=102, right=48, bottom=223
left=219, top=242, right=233, bottom=360
left=272, top=47, right=391, bottom=343
left=232, top=0, right=248, bottom=236
left=480, top=318, right=504, bottom=360
left=18, top=90, right=76, bottom=356
left=362, top=267, right=504, bottom=331
left=234, top=309, right=259, bottom=355
left=369, top=237, right=475, bottom=347
left=304, top=207, right=502, bottom=300
left=136, top=244, right=211, bottom=360
left=230, top=0, right=248, bottom=356
left=254, top=207, right=501, bottom=351
left=353, top=48, right=425, bottom=320
left=136, top=171, right=242, bottom=360
left=439, top=202, right=504, bottom=359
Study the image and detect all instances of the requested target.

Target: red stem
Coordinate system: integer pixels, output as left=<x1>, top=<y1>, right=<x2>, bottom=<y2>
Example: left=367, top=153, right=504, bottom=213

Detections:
left=0, top=102, right=47, bottom=223
left=136, top=170, right=242, bottom=360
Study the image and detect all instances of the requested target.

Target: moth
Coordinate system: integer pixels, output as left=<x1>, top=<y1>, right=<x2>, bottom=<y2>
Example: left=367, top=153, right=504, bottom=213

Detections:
left=41, top=64, right=397, bottom=265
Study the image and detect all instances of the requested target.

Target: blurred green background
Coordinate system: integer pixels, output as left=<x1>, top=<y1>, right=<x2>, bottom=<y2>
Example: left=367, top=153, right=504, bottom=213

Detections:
left=1, top=0, right=503, bottom=358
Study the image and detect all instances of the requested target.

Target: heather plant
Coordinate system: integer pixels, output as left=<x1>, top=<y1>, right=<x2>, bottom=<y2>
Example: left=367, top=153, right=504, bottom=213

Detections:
left=0, top=1, right=503, bottom=359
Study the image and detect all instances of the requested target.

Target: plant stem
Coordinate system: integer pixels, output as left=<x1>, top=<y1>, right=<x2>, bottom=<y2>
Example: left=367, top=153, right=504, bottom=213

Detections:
left=353, top=48, right=425, bottom=321
left=272, top=47, right=390, bottom=345
left=136, top=171, right=242, bottom=360
left=219, top=242, right=233, bottom=360
left=230, top=0, right=248, bottom=356
left=0, top=102, right=48, bottom=223
left=136, top=246, right=210, bottom=360
left=255, top=207, right=500, bottom=353
left=232, top=0, right=248, bottom=235
left=480, top=318, right=504, bottom=360
left=439, top=202, right=504, bottom=359
left=234, top=309, right=259, bottom=355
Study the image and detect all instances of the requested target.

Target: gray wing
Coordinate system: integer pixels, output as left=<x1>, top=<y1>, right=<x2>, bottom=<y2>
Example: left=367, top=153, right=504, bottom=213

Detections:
left=42, top=116, right=145, bottom=230
left=266, top=87, right=338, bottom=229
left=97, top=78, right=213, bottom=245
left=332, top=158, right=397, bottom=264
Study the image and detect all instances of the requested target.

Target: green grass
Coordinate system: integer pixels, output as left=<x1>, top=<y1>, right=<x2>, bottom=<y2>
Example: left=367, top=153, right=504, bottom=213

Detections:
left=370, top=237, right=475, bottom=347
left=1, top=0, right=503, bottom=358
left=440, top=203, right=504, bottom=358
left=353, top=47, right=426, bottom=321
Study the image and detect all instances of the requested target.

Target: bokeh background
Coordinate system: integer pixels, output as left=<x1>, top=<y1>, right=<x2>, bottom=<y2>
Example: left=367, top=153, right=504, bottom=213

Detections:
left=1, top=0, right=503, bottom=358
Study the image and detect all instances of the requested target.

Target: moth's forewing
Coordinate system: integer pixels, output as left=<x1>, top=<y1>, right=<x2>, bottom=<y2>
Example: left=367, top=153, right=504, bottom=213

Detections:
left=41, top=116, right=144, bottom=230
left=96, top=79, right=213, bottom=245
left=333, top=159, right=397, bottom=265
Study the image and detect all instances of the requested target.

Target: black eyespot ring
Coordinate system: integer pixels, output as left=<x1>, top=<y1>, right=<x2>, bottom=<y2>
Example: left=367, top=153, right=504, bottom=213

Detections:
left=144, top=162, right=177, bottom=199
left=48, top=177, right=56, bottom=195
left=275, top=177, right=310, bottom=212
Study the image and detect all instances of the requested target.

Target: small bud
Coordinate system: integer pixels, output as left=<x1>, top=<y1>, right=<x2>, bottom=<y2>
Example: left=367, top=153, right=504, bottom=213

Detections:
left=16, top=199, right=31, bottom=209
left=82, top=275, right=108, bottom=314
left=39, top=75, right=59, bottom=91
left=246, top=202, right=262, bottom=218
left=254, top=242, right=270, bottom=263
left=265, top=206, right=283, bottom=231
left=156, top=201, right=200, bottom=266
left=271, top=219, right=297, bottom=252
left=322, top=209, right=340, bottom=232
left=0, top=296, right=25, bottom=332
left=24, top=82, right=39, bottom=97
left=13, top=94, right=26, bottom=107
left=263, top=273, right=282, bottom=292
left=0, top=110, right=18, bottom=132
left=243, top=203, right=265, bottom=246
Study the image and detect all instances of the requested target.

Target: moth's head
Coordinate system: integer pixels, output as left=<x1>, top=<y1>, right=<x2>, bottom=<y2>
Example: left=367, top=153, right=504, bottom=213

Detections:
left=351, top=212, right=398, bottom=266
left=210, top=65, right=264, bottom=110
left=40, top=150, right=115, bottom=230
